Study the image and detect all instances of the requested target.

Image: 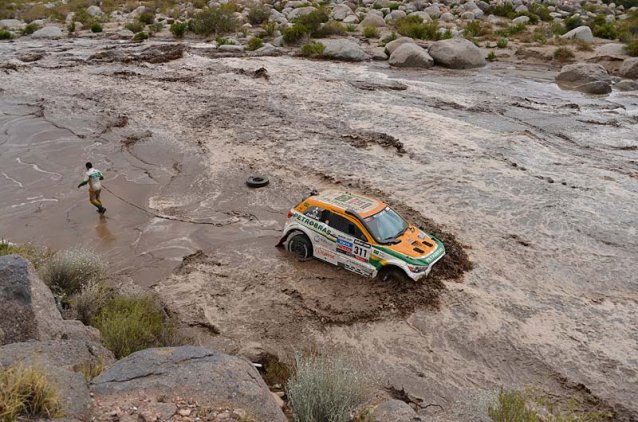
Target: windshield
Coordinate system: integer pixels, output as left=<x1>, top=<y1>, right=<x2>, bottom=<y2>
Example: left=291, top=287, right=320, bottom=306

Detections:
left=364, top=207, right=408, bottom=243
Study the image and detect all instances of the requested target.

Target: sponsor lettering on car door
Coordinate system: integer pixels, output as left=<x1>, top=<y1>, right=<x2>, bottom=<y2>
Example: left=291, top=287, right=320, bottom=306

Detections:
left=326, top=212, right=375, bottom=277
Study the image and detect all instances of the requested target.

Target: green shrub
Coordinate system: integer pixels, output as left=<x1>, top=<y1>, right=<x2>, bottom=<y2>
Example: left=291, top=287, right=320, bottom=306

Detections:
left=346, top=23, right=356, bottom=32
left=488, top=3, right=516, bottom=18
left=495, top=23, right=526, bottom=37
left=71, top=279, right=114, bottom=325
left=67, top=22, right=76, bottom=33
left=497, top=37, right=508, bottom=48
left=0, top=30, right=13, bottom=40
left=529, top=4, right=552, bottom=22
left=550, top=21, right=566, bottom=35
left=363, top=25, right=379, bottom=38
left=0, top=363, right=64, bottom=421
left=21, top=23, right=40, bottom=35
left=90, top=22, right=102, bottom=33
left=564, top=15, right=583, bottom=31
left=0, top=242, right=53, bottom=269
left=300, top=41, right=325, bottom=57
left=515, top=11, right=538, bottom=25
left=573, top=38, right=593, bottom=51
left=283, top=23, right=309, bottom=44
left=388, top=2, right=400, bottom=10
left=148, top=22, right=163, bottom=34
left=553, top=46, right=574, bottom=61
left=464, top=20, right=492, bottom=38
left=189, top=6, right=239, bottom=36
left=170, top=21, right=187, bottom=38
left=248, top=4, right=270, bottom=25
left=125, top=21, right=145, bottom=33
left=296, top=8, right=329, bottom=34
left=91, top=295, right=177, bottom=358
left=287, top=354, right=368, bottom=422
left=487, top=51, right=496, bottom=61
left=40, top=248, right=105, bottom=297
left=263, top=21, right=277, bottom=36
left=247, top=36, right=264, bottom=51
left=625, top=39, right=638, bottom=56
left=138, top=12, right=155, bottom=25
left=314, top=20, right=346, bottom=37
left=489, top=389, right=539, bottom=422
left=592, top=22, right=618, bottom=39
left=396, top=15, right=440, bottom=40
left=72, top=9, right=93, bottom=25
left=216, top=36, right=232, bottom=45
left=133, top=31, right=149, bottom=41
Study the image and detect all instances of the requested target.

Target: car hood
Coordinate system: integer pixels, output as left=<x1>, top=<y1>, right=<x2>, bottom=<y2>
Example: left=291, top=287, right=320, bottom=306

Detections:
left=380, top=226, right=445, bottom=264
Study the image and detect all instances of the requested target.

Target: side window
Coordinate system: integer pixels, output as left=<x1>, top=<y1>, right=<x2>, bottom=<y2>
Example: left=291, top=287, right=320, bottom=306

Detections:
left=304, top=206, right=325, bottom=221
left=326, top=213, right=368, bottom=242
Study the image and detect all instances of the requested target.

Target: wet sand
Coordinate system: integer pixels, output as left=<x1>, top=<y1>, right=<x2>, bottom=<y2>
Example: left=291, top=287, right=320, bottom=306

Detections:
left=1, top=39, right=637, bottom=420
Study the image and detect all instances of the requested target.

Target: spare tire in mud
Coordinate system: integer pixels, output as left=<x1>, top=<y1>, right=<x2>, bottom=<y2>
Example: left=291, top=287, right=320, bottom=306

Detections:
left=246, top=176, right=269, bottom=188
left=287, top=233, right=313, bottom=260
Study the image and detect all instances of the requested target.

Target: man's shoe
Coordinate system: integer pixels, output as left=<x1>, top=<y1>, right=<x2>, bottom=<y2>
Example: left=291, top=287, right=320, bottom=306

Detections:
left=99, top=207, right=107, bottom=214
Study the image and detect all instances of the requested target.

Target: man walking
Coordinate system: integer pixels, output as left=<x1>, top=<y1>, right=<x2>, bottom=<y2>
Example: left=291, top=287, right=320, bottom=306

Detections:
left=77, top=162, right=106, bottom=214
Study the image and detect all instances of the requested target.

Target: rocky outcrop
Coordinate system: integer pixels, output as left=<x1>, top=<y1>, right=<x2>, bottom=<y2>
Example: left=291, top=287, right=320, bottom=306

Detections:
left=560, top=26, right=594, bottom=42
left=320, top=39, right=370, bottom=61
left=555, top=63, right=612, bottom=94
left=31, top=26, right=64, bottom=39
left=0, top=19, right=25, bottom=30
left=615, top=80, right=638, bottom=91
left=389, top=43, right=434, bottom=68
left=90, top=44, right=186, bottom=64
left=428, top=38, right=486, bottom=69
left=0, top=255, right=99, bottom=345
left=91, top=346, right=287, bottom=422
left=619, top=57, right=638, bottom=79
left=371, top=399, right=424, bottom=421
left=332, top=4, right=354, bottom=21
left=360, top=13, right=386, bottom=27
left=384, top=36, right=415, bottom=55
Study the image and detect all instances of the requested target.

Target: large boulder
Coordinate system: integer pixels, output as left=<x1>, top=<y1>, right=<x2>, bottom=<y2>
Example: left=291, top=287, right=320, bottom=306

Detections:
left=615, top=80, right=638, bottom=91
left=360, top=13, right=386, bottom=27
left=332, top=4, right=354, bottom=20
left=31, top=26, right=64, bottom=39
left=0, top=255, right=99, bottom=345
left=594, top=43, right=628, bottom=58
left=619, top=57, right=638, bottom=79
left=287, top=6, right=316, bottom=20
left=320, top=39, right=370, bottom=61
left=389, top=43, right=434, bottom=68
left=371, top=399, right=424, bottom=421
left=0, top=19, right=25, bottom=30
left=428, top=38, right=486, bottom=68
left=555, top=63, right=612, bottom=94
left=86, top=5, right=104, bottom=17
left=385, top=36, right=415, bottom=55
left=560, top=25, right=594, bottom=42
left=424, top=4, right=441, bottom=18
left=91, top=346, right=287, bottom=422
left=90, top=44, right=186, bottom=63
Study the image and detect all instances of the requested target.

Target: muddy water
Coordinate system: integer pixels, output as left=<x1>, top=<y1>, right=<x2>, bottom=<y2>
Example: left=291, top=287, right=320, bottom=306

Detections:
left=1, top=38, right=637, bottom=420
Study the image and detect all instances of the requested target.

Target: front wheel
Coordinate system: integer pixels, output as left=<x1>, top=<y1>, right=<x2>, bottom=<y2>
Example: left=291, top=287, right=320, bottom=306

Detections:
left=378, top=266, right=409, bottom=283
left=286, top=233, right=313, bottom=260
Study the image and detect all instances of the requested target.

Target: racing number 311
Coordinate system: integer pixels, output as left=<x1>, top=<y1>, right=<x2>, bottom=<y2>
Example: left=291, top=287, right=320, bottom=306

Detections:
left=354, top=245, right=368, bottom=258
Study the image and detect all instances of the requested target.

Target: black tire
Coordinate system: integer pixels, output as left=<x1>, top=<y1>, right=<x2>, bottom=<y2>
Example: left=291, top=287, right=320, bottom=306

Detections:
left=246, top=176, right=269, bottom=188
left=286, top=233, right=313, bottom=260
left=378, top=266, right=409, bottom=283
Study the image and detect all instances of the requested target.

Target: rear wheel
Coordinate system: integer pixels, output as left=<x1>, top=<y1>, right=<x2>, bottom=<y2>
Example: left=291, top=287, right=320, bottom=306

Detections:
left=287, top=233, right=313, bottom=260
left=378, top=266, right=409, bottom=283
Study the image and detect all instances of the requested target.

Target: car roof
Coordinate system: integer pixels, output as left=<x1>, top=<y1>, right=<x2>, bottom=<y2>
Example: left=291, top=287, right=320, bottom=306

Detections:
left=310, top=190, right=386, bottom=218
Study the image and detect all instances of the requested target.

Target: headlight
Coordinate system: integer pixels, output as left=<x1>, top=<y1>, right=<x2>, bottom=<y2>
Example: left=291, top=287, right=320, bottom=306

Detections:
left=408, top=265, right=429, bottom=273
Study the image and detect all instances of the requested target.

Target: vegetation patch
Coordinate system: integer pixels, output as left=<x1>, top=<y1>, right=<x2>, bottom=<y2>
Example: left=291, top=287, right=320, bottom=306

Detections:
left=247, top=36, right=264, bottom=51
left=464, top=20, right=492, bottom=38
left=363, top=25, right=379, bottom=38
left=39, top=248, right=105, bottom=298
left=497, top=37, right=508, bottom=48
left=125, top=21, right=145, bottom=33
left=0, top=30, right=13, bottom=40
left=314, top=20, right=346, bottom=37
left=553, top=46, right=575, bottom=61
left=248, top=4, right=270, bottom=25
left=300, top=41, right=325, bottom=57
left=395, top=15, right=441, bottom=40
left=0, top=241, right=53, bottom=269
left=189, top=6, right=239, bottom=36
left=71, top=279, right=114, bottom=325
left=21, top=23, right=40, bottom=35
left=496, top=23, right=527, bottom=37
left=0, top=363, right=64, bottom=421
left=170, top=21, right=187, bottom=38
left=564, top=15, right=583, bottom=31
left=487, top=51, right=496, bottom=62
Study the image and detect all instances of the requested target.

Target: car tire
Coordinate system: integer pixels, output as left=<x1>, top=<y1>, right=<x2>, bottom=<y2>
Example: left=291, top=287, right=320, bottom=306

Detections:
left=287, top=233, right=313, bottom=260
left=378, top=266, right=409, bottom=283
left=246, top=176, right=269, bottom=188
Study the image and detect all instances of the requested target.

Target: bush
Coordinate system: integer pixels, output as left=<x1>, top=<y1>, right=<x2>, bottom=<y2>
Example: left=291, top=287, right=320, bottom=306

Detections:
left=74, top=358, right=105, bottom=381
left=71, top=279, right=113, bottom=325
left=495, top=23, right=526, bottom=37
left=90, top=22, right=102, bottom=33
left=346, top=23, right=356, bottom=32
left=529, top=4, right=552, bottom=22
left=396, top=15, right=440, bottom=40
left=553, top=46, right=574, bottom=61
left=488, top=389, right=539, bottom=422
left=189, top=6, right=239, bottom=36
left=21, top=23, right=40, bottom=35
left=515, top=11, right=539, bottom=25
left=592, top=22, right=618, bottom=39
left=564, top=15, right=583, bottom=31
left=625, top=39, right=638, bottom=56
left=67, top=22, right=76, bottom=33
left=497, top=37, right=508, bottom=48
left=170, top=21, right=187, bottom=38
left=0, top=363, right=64, bottom=420
left=464, top=20, right=492, bottom=38
left=300, top=41, right=325, bottom=57
left=40, top=248, right=105, bottom=297
left=573, top=38, right=593, bottom=51
left=296, top=8, right=329, bottom=34
left=125, top=21, right=145, bottom=33
left=388, top=2, right=400, bottom=10
left=363, top=25, right=379, bottom=38
left=148, top=22, right=163, bottom=34
left=138, top=12, right=155, bottom=25
left=91, top=295, right=177, bottom=358
left=133, top=31, right=149, bottom=41
left=248, top=4, right=270, bottom=25
left=283, top=23, right=309, bottom=44
left=487, top=51, right=496, bottom=61
left=247, top=36, right=264, bottom=51
left=314, top=20, right=346, bottom=37
left=263, top=21, right=277, bottom=36
left=488, top=3, right=516, bottom=18
left=287, top=354, right=368, bottom=422
left=0, top=30, right=13, bottom=40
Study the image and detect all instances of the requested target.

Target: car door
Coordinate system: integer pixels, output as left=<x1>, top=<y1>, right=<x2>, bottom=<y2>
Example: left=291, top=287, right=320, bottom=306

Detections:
left=302, top=206, right=338, bottom=264
left=324, top=212, right=375, bottom=277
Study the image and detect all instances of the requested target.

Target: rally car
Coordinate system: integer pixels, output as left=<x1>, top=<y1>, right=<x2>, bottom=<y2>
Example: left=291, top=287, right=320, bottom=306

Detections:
left=277, top=190, right=445, bottom=282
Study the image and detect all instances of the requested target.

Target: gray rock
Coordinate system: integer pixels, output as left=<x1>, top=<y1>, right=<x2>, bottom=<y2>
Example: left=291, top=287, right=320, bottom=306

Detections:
left=512, top=15, right=530, bottom=24
left=555, top=63, right=612, bottom=94
left=250, top=43, right=284, bottom=56
left=461, top=11, right=475, bottom=19
left=389, top=43, right=434, bottom=68
left=385, top=36, right=415, bottom=55
left=91, top=346, right=287, bottom=422
left=372, top=399, right=423, bottom=421
left=615, top=79, right=638, bottom=91
left=343, top=14, right=359, bottom=24
left=218, top=44, right=245, bottom=52
left=370, top=46, right=389, bottom=60
left=86, top=5, right=104, bottom=17
left=360, top=13, right=386, bottom=27
left=410, top=11, right=432, bottom=22
left=619, top=57, right=638, bottom=79
left=594, top=42, right=628, bottom=57
left=90, top=43, right=186, bottom=63
left=270, top=9, right=288, bottom=25
left=0, top=19, right=25, bottom=30
left=428, top=37, right=486, bottom=68
left=287, top=6, right=316, bottom=20
left=31, top=26, right=64, bottom=39
left=560, top=25, right=594, bottom=42
left=320, top=39, right=370, bottom=61
left=388, top=10, right=407, bottom=21
left=424, top=4, right=441, bottom=18
left=515, top=4, right=528, bottom=12
left=332, top=4, right=354, bottom=20
left=440, top=12, right=455, bottom=21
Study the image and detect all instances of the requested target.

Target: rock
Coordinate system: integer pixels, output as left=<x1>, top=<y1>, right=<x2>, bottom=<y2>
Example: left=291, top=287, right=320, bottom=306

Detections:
left=90, top=43, right=186, bottom=63
left=86, top=5, right=104, bottom=17
left=343, top=14, right=359, bottom=23
left=287, top=6, right=316, bottom=20
left=0, top=19, right=25, bottom=30
left=250, top=43, right=284, bottom=56
left=615, top=79, right=638, bottom=91
left=372, top=399, right=423, bottom=421
left=440, top=12, right=455, bottom=21
left=389, top=43, right=434, bottom=68
left=31, top=26, right=64, bottom=39
left=332, top=4, right=354, bottom=20
left=424, top=4, right=441, bottom=18
left=387, top=10, right=407, bottom=21
left=410, top=11, right=432, bottom=22
left=218, top=44, right=245, bottom=52
left=17, top=50, right=46, bottom=62
left=91, top=346, right=287, bottom=422
left=370, top=46, right=388, bottom=60
left=594, top=43, right=628, bottom=58
left=385, top=36, right=415, bottom=55
left=512, top=15, right=530, bottom=24
left=271, top=392, right=285, bottom=408
left=560, top=25, right=594, bottom=42
left=619, top=57, right=638, bottom=79
left=461, top=11, right=475, bottom=19
left=555, top=63, right=612, bottom=94
left=515, top=4, right=528, bottom=12
left=320, top=39, right=370, bottom=61
left=428, top=38, right=486, bottom=68
left=360, top=13, right=386, bottom=27
left=270, top=9, right=288, bottom=25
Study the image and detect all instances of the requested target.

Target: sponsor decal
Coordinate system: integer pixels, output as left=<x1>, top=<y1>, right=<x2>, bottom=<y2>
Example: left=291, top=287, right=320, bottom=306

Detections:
left=294, top=213, right=334, bottom=238
left=336, top=237, right=353, bottom=255
left=315, top=248, right=337, bottom=261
